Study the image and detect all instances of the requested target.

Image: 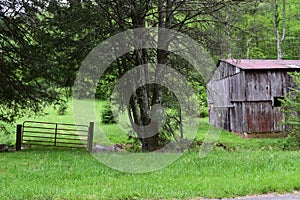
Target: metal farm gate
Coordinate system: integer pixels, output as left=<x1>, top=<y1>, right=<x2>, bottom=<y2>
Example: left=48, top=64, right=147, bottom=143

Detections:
left=16, top=121, right=94, bottom=152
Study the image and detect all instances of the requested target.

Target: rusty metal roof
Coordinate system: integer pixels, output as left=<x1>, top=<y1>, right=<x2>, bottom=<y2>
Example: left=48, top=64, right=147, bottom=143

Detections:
left=221, top=59, right=300, bottom=70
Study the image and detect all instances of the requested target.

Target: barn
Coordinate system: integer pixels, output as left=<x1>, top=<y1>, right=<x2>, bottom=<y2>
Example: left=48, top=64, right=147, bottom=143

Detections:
left=207, top=59, right=300, bottom=134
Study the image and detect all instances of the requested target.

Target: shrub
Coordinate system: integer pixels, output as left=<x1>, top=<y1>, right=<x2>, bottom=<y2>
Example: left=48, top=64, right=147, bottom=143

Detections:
left=101, top=103, right=117, bottom=124
left=53, top=99, right=68, bottom=115
left=199, top=106, right=208, bottom=118
left=281, top=72, right=300, bottom=150
left=0, top=124, right=14, bottom=146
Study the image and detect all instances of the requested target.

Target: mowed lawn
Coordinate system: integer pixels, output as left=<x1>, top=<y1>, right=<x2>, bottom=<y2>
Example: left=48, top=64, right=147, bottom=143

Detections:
left=0, top=100, right=300, bottom=199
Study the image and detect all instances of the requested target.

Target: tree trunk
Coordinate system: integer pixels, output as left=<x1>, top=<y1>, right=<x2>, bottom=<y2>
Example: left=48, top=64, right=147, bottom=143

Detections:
left=130, top=2, right=161, bottom=151
left=146, top=0, right=174, bottom=151
left=273, top=0, right=286, bottom=60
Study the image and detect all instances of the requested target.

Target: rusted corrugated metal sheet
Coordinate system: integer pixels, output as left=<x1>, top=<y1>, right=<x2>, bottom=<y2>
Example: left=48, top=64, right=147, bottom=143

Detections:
left=245, top=102, right=273, bottom=133
left=222, top=59, right=300, bottom=70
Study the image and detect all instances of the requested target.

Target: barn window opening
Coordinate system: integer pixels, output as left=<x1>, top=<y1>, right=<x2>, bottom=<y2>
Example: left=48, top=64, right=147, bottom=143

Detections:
left=274, top=97, right=284, bottom=107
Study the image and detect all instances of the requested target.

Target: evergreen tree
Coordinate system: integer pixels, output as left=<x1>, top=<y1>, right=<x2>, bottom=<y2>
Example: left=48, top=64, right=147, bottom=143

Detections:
left=282, top=72, right=300, bottom=149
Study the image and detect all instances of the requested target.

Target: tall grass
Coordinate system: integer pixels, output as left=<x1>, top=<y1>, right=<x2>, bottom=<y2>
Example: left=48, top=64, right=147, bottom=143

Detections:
left=0, top=148, right=299, bottom=199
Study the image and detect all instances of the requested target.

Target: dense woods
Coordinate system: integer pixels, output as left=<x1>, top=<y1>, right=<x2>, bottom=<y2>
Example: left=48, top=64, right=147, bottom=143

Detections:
left=1, top=0, right=300, bottom=150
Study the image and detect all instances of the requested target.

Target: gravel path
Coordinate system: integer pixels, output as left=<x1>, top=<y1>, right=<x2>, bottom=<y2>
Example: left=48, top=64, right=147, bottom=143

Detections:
left=194, top=191, right=300, bottom=200
left=223, top=193, right=300, bottom=200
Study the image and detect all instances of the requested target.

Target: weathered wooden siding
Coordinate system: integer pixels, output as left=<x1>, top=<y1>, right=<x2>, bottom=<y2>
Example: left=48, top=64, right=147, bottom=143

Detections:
left=243, top=70, right=292, bottom=133
left=269, top=71, right=284, bottom=97
left=273, top=107, right=284, bottom=132
left=245, top=71, right=271, bottom=101
left=209, top=108, right=230, bottom=131
left=229, top=71, right=246, bottom=102
left=230, top=102, right=243, bottom=133
left=207, top=78, right=230, bottom=106
left=209, top=62, right=240, bottom=81
left=207, top=62, right=238, bottom=130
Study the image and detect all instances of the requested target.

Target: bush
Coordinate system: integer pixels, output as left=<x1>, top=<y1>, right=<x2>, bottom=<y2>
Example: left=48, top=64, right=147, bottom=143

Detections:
left=281, top=72, right=300, bottom=150
left=53, top=99, right=68, bottom=115
left=101, top=103, right=117, bottom=124
left=0, top=124, right=14, bottom=146
left=199, top=106, right=208, bottom=118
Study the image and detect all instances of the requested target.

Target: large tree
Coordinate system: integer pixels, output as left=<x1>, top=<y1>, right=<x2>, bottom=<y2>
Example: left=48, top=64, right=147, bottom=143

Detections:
left=92, top=0, right=252, bottom=151
left=0, top=0, right=59, bottom=122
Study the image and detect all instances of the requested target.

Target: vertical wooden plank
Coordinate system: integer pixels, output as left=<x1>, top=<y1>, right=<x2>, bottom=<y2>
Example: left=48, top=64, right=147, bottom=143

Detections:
left=241, top=70, right=246, bottom=101
left=242, top=102, right=247, bottom=133
left=230, top=103, right=235, bottom=133
left=273, top=107, right=284, bottom=132
left=232, top=102, right=243, bottom=133
left=88, top=122, right=94, bottom=153
left=229, top=105, right=234, bottom=132
left=16, top=124, right=22, bottom=151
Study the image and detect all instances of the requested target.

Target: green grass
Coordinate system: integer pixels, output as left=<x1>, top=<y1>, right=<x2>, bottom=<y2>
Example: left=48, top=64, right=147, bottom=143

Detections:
left=0, top=100, right=300, bottom=199
left=0, top=148, right=299, bottom=199
left=0, top=100, right=128, bottom=146
left=196, top=118, right=286, bottom=151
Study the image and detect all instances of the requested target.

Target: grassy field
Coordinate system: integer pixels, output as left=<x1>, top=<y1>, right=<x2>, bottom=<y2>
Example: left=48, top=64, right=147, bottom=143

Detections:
left=0, top=100, right=300, bottom=199
left=1, top=148, right=299, bottom=199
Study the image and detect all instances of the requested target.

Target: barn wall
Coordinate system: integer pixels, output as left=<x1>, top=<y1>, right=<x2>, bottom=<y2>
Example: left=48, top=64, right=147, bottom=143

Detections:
left=208, top=61, right=298, bottom=134
left=245, top=70, right=294, bottom=102
left=242, top=70, right=294, bottom=133
left=245, top=71, right=271, bottom=101
left=209, top=108, right=230, bottom=131
left=207, top=62, right=239, bottom=130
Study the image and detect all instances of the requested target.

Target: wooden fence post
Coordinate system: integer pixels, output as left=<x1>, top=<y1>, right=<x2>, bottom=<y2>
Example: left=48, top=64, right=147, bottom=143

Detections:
left=87, top=122, right=94, bottom=153
left=54, top=123, right=58, bottom=146
left=16, top=124, right=22, bottom=151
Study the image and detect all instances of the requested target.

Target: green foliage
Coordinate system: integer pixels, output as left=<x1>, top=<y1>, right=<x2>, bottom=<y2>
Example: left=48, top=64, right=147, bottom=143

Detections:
left=2, top=0, right=300, bottom=152
left=281, top=72, right=300, bottom=150
left=249, top=47, right=267, bottom=59
left=96, top=68, right=119, bottom=100
left=54, top=100, right=68, bottom=116
left=199, top=107, right=209, bottom=118
left=101, top=103, right=117, bottom=124
left=0, top=0, right=109, bottom=122
left=0, top=124, right=11, bottom=135
left=0, top=124, right=14, bottom=146
left=219, top=0, right=300, bottom=59
left=283, top=133, right=300, bottom=150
